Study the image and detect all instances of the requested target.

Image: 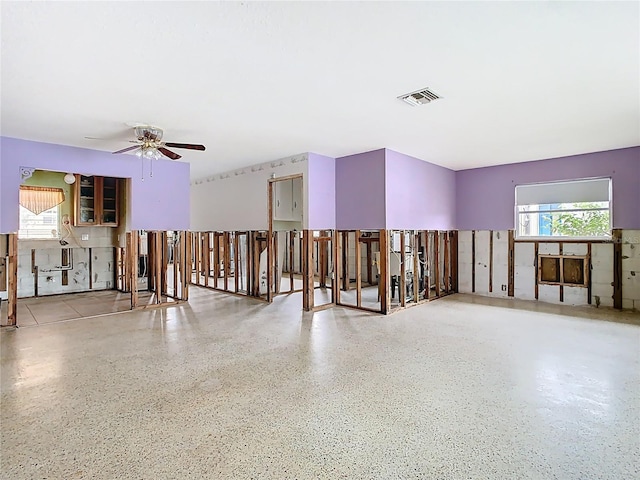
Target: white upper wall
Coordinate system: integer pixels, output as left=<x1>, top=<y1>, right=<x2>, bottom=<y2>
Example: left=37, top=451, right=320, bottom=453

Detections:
left=190, top=154, right=308, bottom=231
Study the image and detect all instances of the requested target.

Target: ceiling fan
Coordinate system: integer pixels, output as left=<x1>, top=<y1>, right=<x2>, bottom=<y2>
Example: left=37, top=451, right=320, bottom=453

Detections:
left=111, top=125, right=205, bottom=160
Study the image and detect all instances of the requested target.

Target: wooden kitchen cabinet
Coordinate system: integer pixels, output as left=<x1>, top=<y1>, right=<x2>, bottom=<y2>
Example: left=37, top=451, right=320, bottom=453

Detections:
left=74, top=175, right=119, bottom=226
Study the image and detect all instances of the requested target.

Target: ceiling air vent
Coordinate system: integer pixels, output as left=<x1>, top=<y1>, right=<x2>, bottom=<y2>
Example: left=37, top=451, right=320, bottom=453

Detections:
left=398, top=87, right=441, bottom=106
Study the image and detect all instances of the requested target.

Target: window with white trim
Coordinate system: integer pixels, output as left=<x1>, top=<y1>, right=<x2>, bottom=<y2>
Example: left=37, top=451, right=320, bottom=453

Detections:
left=18, top=205, right=60, bottom=239
left=515, top=178, right=611, bottom=239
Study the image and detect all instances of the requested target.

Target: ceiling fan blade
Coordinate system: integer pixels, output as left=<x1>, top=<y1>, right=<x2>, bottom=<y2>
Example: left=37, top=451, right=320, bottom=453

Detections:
left=158, top=147, right=182, bottom=160
left=164, top=142, right=206, bottom=151
left=112, top=145, right=140, bottom=155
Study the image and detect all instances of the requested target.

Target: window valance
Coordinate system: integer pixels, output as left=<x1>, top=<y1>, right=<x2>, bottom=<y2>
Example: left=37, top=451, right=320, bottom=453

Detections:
left=19, top=186, right=65, bottom=215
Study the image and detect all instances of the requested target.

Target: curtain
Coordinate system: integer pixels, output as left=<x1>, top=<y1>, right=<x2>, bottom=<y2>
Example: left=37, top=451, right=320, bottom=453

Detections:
left=19, top=186, right=65, bottom=215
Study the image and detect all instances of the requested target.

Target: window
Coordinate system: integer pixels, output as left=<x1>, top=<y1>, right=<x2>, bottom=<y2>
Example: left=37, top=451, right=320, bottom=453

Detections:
left=18, top=186, right=64, bottom=239
left=19, top=205, right=60, bottom=239
left=515, top=178, right=611, bottom=239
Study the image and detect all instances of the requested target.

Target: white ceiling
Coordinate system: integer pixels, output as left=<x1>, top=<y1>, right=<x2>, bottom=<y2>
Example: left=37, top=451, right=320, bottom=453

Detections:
left=2, top=1, right=639, bottom=180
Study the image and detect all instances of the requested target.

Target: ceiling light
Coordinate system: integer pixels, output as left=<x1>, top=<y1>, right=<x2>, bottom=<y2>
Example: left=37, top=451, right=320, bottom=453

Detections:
left=63, top=173, right=76, bottom=184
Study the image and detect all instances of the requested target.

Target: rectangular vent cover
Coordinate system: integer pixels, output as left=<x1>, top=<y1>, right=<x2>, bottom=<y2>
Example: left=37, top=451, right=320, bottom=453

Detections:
left=398, top=87, right=441, bottom=106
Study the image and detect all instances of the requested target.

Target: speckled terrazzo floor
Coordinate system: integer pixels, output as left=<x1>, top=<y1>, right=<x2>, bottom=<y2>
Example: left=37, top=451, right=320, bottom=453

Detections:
left=1, top=289, right=639, bottom=479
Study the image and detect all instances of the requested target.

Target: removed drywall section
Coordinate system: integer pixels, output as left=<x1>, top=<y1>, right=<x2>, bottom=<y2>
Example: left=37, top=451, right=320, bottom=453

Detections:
left=458, top=230, right=639, bottom=310
left=456, top=146, right=640, bottom=231
left=592, top=243, right=614, bottom=307
left=16, top=247, right=114, bottom=298
left=457, top=231, right=473, bottom=293
left=514, top=242, right=536, bottom=301
left=190, top=154, right=308, bottom=231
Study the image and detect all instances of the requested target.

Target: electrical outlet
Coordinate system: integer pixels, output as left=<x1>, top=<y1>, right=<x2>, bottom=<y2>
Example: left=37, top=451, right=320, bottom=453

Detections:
left=81, top=234, right=89, bottom=241
left=501, top=284, right=507, bottom=291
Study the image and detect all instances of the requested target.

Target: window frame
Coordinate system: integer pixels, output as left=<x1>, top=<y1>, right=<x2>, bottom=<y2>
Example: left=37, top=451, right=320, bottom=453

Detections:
left=514, top=177, right=613, bottom=241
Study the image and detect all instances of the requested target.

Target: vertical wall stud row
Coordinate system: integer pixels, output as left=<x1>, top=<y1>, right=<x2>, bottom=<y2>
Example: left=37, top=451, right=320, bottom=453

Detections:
left=434, top=232, right=440, bottom=297
left=7, top=234, right=18, bottom=326
left=488, top=230, right=493, bottom=293
left=471, top=230, right=476, bottom=293
left=559, top=242, right=564, bottom=302
left=443, top=231, right=450, bottom=294
left=534, top=241, right=539, bottom=300
left=450, top=231, right=458, bottom=293
left=155, top=232, right=162, bottom=304
left=613, top=229, right=622, bottom=309
left=507, top=230, right=515, bottom=297
left=379, top=230, right=389, bottom=314
left=355, top=230, right=362, bottom=308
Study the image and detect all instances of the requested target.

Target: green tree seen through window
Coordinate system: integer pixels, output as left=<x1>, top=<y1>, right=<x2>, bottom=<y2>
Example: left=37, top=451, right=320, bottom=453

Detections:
left=549, top=202, right=610, bottom=237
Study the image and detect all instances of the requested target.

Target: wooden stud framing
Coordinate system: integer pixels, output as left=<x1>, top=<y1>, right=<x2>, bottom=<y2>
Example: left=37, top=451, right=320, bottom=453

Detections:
left=31, top=249, right=38, bottom=297
left=450, top=231, right=458, bottom=293
left=587, top=243, right=592, bottom=305
left=89, top=247, right=94, bottom=290
left=559, top=242, right=564, bottom=302
left=233, top=232, right=239, bottom=293
left=161, top=232, right=168, bottom=295
left=434, top=232, right=441, bottom=298
left=534, top=241, right=539, bottom=300
left=443, top=231, right=450, bottom=294
left=424, top=232, right=430, bottom=298
left=223, top=232, right=230, bottom=292
left=194, top=232, right=201, bottom=285
left=267, top=179, right=274, bottom=303
left=213, top=233, right=220, bottom=280
left=471, top=230, right=475, bottom=293
left=379, top=230, right=389, bottom=314
left=302, top=230, right=314, bottom=311
left=289, top=232, right=295, bottom=291
left=488, top=230, right=493, bottom=293
left=507, top=230, right=515, bottom=297
left=366, top=241, right=372, bottom=285
left=355, top=230, right=362, bottom=307
left=341, top=231, right=349, bottom=291
left=333, top=231, right=341, bottom=305
left=413, top=232, right=420, bottom=303
left=128, top=231, right=139, bottom=308
left=155, top=232, right=162, bottom=304
left=173, top=234, right=179, bottom=297
left=613, top=229, right=622, bottom=309
left=7, top=234, right=18, bottom=326
left=204, top=232, right=211, bottom=288
left=400, top=232, right=406, bottom=307
left=273, top=231, right=280, bottom=294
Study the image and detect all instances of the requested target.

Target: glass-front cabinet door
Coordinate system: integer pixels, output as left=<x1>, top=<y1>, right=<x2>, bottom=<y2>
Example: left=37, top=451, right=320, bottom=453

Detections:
left=74, top=175, right=120, bottom=226
left=77, top=175, right=97, bottom=225
left=101, top=177, right=118, bottom=225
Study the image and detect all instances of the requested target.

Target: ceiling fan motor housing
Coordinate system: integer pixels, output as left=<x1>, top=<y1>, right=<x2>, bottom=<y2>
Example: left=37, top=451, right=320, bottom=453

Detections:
left=135, top=125, right=163, bottom=142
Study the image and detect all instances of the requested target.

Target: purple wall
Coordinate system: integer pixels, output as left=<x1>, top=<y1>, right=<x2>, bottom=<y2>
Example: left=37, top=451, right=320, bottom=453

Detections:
left=307, top=153, right=336, bottom=230
left=0, top=137, right=190, bottom=233
left=455, top=147, right=640, bottom=230
left=336, top=149, right=386, bottom=230
left=385, top=149, right=456, bottom=230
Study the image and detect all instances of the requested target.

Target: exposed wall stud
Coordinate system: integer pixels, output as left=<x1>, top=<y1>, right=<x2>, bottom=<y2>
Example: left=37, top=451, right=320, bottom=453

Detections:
left=613, top=229, right=622, bottom=309
left=508, top=230, right=515, bottom=297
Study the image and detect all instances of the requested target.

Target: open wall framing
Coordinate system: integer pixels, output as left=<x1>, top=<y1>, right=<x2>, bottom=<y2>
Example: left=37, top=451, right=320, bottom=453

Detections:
left=2, top=230, right=190, bottom=327
left=458, top=229, right=640, bottom=310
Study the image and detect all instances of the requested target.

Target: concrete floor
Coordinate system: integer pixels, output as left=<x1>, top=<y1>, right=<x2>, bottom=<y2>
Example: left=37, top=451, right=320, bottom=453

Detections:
left=1, top=290, right=165, bottom=326
left=1, top=289, right=639, bottom=479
